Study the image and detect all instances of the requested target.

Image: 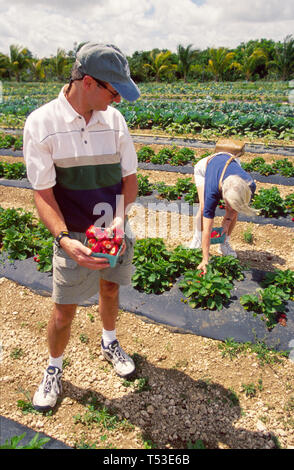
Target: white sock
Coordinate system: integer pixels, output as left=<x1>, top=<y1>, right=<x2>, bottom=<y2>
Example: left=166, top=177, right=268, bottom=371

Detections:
left=49, top=354, right=63, bottom=371
left=102, top=328, right=116, bottom=348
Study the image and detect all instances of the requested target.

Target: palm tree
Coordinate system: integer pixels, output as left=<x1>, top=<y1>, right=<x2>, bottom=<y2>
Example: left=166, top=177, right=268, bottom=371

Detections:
left=8, top=44, right=32, bottom=81
left=207, top=48, right=235, bottom=81
left=54, top=48, right=68, bottom=81
left=144, top=50, right=177, bottom=81
left=271, top=35, right=294, bottom=81
left=177, top=44, right=199, bottom=82
left=0, top=53, right=10, bottom=78
left=30, top=58, right=46, bottom=81
left=231, top=47, right=268, bottom=81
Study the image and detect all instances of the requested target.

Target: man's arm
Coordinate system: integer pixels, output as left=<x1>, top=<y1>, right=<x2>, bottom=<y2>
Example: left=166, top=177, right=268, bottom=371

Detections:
left=34, top=188, right=110, bottom=269
left=34, top=188, right=68, bottom=238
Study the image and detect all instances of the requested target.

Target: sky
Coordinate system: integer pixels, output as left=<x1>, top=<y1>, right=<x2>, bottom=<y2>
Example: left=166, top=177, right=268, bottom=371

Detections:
left=0, top=0, right=293, bottom=59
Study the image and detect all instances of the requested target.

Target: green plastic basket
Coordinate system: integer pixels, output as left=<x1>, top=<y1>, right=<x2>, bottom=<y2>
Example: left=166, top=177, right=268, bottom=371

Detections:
left=210, top=227, right=226, bottom=245
left=90, top=244, right=123, bottom=268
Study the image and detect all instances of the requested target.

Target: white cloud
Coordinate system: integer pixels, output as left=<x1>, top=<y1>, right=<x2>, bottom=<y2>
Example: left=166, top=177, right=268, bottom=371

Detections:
left=0, top=0, right=293, bottom=59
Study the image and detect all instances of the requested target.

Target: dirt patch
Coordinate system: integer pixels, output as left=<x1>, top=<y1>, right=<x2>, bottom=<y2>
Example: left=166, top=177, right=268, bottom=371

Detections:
left=1, top=277, right=294, bottom=450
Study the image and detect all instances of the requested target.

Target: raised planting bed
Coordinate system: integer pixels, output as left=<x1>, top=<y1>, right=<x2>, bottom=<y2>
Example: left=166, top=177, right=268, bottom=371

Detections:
left=1, top=242, right=293, bottom=353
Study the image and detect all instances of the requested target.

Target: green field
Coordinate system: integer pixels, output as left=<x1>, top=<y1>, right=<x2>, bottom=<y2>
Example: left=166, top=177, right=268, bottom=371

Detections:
left=1, top=81, right=293, bottom=142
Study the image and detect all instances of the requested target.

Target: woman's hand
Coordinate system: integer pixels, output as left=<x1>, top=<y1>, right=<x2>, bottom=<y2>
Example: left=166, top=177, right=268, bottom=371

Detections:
left=197, top=259, right=209, bottom=275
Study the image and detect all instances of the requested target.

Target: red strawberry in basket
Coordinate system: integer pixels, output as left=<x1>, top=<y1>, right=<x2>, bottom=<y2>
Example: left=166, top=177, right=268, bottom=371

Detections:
left=109, top=245, right=119, bottom=256
left=113, top=228, right=124, bottom=245
left=86, top=225, right=106, bottom=240
left=100, top=240, right=115, bottom=251
left=87, top=238, right=97, bottom=249
left=91, top=241, right=103, bottom=253
left=94, top=227, right=107, bottom=240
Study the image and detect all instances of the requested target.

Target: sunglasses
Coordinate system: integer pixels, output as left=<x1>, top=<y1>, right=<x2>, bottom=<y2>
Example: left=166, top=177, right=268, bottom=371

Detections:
left=92, top=77, right=120, bottom=98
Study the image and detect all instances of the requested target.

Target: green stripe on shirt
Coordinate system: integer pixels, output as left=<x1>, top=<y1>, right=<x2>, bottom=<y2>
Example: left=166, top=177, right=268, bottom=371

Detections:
left=55, top=162, right=122, bottom=190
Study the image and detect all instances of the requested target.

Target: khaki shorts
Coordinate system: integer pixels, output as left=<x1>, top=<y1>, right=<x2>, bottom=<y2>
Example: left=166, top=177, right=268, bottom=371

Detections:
left=52, top=228, right=135, bottom=305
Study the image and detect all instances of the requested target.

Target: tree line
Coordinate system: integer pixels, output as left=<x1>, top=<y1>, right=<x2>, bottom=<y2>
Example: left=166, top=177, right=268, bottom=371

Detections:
left=0, top=36, right=293, bottom=83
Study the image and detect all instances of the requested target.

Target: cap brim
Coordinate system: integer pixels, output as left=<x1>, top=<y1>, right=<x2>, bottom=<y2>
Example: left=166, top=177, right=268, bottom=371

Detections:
left=110, top=78, right=140, bottom=102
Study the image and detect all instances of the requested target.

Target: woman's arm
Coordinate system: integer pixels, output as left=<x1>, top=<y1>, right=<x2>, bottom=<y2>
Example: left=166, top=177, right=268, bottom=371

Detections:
left=197, top=216, right=214, bottom=274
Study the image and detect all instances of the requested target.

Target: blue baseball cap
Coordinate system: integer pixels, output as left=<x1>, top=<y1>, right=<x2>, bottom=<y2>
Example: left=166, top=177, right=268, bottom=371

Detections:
left=75, top=42, right=140, bottom=102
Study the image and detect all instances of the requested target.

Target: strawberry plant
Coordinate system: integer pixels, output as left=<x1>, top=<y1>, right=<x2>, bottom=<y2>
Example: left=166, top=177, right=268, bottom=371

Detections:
left=1, top=227, right=38, bottom=260
left=168, top=245, right=202, bottom=274
left=0, top=207, right=54, bottom=270
left=137, top=146, right=155, bottom=162
left=174, top=177, right=194, bottom=194
left=240, top=285, right=289, bottom=330
left=179, top=266, right=233, bottom=311
left=154, top=182, right=181, bottom=201
left=132, top=258, right=178, bottom=294
left=136, top=145, right=196, bottom=166
left=132, top=239, right=203, bottom=294
left=0, top=132, right=23, bottom=150
left=133, top=238, right=170, bottom=265
left=284, top=193, right=294, bottom=217
left=137, top=173, right=153, bottom=196
left=154, top=177, right=197, bottom=203
left=183, top=184, right=199, bottom=204
left=261, top=269, right=294, bottom=300
left=150, top=147, right=176, bottom=165
left=210, top=255, right=245, bottom=281
left=241, top=157, right=294, bottom=178
left=272, top=158, right=294, bottom=177
left=251, top=187, right=287, bottom=218
left=170, top=147, right=195, bottom=166
left=0, top=161, right=26, bottom=179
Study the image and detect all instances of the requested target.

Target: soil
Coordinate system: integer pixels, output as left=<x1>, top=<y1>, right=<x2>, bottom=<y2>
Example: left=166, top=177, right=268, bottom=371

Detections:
left=0, top=146, right=294, bottom=450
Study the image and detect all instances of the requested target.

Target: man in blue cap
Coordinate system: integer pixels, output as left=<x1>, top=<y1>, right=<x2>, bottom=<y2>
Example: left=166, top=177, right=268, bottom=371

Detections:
left=24, top=43, right=140, bottom=412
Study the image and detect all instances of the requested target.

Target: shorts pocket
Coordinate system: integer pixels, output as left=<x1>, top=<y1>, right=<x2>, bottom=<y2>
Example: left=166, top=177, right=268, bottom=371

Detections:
left=54, top=255, right=77, bottom=269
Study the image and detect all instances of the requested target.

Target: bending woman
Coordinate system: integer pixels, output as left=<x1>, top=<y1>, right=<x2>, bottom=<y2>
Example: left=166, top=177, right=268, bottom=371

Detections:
left=190, top=139, right=257, bottom=274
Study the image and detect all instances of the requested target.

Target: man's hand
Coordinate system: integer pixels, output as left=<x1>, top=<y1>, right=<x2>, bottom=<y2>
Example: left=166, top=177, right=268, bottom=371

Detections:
left=60, top=237, right=110, bottom=270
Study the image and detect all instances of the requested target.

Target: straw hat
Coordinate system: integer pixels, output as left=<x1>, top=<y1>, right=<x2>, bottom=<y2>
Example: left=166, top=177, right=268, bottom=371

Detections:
left=214, top=139, right=245, bottom=157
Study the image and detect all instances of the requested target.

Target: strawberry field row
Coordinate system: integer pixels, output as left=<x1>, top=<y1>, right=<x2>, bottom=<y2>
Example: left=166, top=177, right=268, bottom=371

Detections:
left=1, top=224, right=293, bottom=347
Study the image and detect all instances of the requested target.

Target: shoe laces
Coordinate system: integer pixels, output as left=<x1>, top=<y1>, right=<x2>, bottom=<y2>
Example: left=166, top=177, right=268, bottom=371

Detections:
left=44, top=369, right=60, bottom=394
left=109, top=341, right=128, bottom=363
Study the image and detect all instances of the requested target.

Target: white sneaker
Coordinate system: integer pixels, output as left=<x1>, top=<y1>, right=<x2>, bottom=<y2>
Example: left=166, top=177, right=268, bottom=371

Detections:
left=101, top=339, right=135, bottom=378
left=33, top=366, right=62, bottom=412
left=218, top=241, right=237, bottom=258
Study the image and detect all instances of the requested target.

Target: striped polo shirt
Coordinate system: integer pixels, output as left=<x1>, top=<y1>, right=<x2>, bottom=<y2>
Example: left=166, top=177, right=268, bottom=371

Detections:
left=23, top=86, right=138, bottom=232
